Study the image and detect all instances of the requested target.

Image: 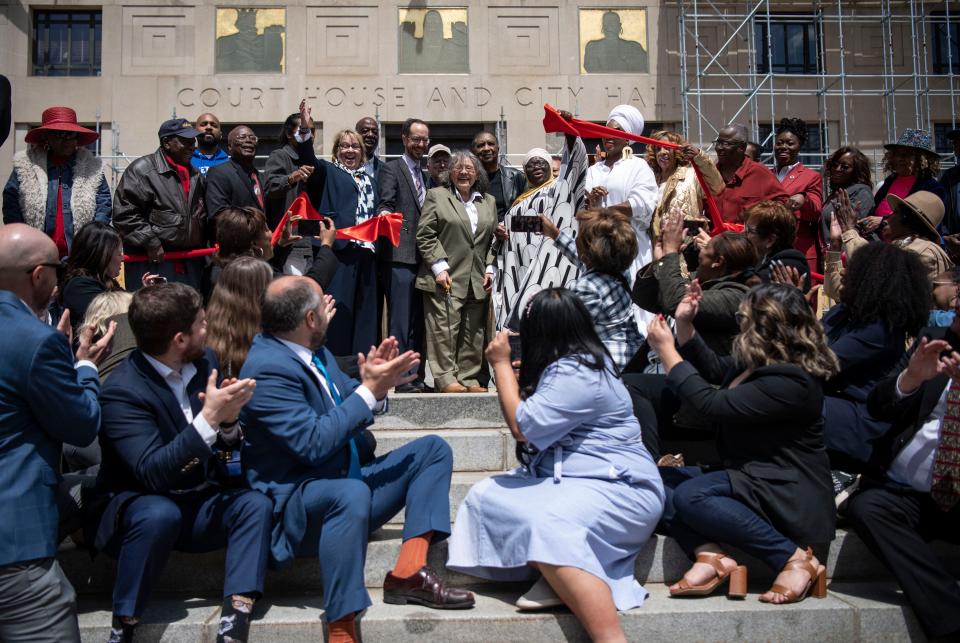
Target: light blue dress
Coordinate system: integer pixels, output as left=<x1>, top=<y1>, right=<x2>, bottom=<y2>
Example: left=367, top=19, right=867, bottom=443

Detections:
left=447, top=356, right=665, bottom=610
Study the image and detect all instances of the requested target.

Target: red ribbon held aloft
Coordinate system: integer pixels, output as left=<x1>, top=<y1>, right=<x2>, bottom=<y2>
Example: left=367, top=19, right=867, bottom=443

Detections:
left=270, top=193, right=403, bottom=247
left=542, top=104, right=739, bottom=236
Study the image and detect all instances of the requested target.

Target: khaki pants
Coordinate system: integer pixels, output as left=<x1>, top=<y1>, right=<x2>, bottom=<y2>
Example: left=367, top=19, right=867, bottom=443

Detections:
left=423, top=290, right=488, bottom=389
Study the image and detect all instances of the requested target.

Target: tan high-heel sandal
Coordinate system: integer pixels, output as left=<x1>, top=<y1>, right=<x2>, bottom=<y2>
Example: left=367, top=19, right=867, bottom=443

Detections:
left=760, top=547, right=827, bottom=604
left=669, top=551, right=748, bottom=599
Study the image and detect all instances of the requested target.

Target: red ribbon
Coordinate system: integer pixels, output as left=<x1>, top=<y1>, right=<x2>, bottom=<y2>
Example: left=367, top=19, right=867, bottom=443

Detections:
left=123, top=247, right=216, bottom=263
left=542, top=104, right=740, bottom=236
left=270, top=193, right=403, bottom=247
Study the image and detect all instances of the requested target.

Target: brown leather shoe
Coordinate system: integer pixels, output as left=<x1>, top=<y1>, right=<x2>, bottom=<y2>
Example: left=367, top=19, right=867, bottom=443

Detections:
left=383, top=566, right=475, bottom=609
left=441, top=382, right=469, bottom=393
left=465, top=386, right=488, bottom=393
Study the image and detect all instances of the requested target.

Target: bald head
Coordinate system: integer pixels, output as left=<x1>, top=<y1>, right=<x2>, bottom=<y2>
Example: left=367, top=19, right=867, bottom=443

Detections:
left=0, top=224, right=60, bottom=315
left=227, top=125, right=257, bottom=165
left=262, top=276, right=324, bottom=338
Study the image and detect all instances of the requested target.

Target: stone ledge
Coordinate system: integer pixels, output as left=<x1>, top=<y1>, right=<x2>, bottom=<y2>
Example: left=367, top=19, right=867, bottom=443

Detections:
left=62, top=527, right=959, bottom=597
left=75, top=582, right=927, bottom=643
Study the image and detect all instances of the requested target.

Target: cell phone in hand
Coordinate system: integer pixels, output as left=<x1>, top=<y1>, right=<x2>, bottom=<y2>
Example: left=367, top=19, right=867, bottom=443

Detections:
left=297, top=219, right=322, bottom=237
left=508, top=334, right=522, bottom=362
left=682, top=220, right=703, bottom=235
left=510, top=216, right=542, bottom=234
left=145, top=276, right=167, bottom=285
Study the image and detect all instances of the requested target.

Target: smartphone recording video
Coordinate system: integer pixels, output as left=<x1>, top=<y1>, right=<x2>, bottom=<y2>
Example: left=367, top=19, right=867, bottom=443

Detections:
left=510, top=216, right=542, bottom=234
left=297, top=219, right=322, bottom=237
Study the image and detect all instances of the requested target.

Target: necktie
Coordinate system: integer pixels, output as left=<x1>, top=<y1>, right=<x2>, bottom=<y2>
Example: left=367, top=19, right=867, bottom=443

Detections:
left=932, top=378, right=960, bottom=511
left=413, top=166, right=424, bottom=207
left=311, top=355, right=362, bottom=479
left=250, top=170, right=264, bottom=209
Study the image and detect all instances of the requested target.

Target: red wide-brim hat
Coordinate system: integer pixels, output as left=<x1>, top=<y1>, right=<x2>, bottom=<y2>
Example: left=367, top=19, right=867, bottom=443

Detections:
left=24, top=106, right=99, bottom=146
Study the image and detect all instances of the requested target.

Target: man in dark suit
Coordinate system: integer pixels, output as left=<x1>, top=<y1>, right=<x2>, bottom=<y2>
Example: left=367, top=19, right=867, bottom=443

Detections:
left=848, top=316, right=960, bottom=641
left=241, top=276, right=473, bottom=643
left=205, top=125, right=265, bottom=220
left=377, top=118, right=430, bottom=391
left=356, top=116, right=382, bottom=177
left=0, top=224, right=114, bottom=642
left=91, top=283, right=273, bottom=643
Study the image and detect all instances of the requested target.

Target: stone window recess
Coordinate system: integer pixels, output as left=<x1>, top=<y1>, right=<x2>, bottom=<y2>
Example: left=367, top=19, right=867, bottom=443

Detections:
left=753, top=16, right=821, bottom=75
left=931, top=13, right=960, bottom=75
left=32, top=9, right=102, bottom=77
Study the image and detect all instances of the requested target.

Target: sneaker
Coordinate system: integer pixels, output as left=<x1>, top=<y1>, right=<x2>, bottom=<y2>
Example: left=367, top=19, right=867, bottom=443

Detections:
left=832, top=470, right=860, bottom=510
left=515, top=576, right=563, bottom=610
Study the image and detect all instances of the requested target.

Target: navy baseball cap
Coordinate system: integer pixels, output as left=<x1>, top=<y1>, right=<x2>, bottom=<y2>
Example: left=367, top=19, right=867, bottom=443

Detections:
left=158, top=118, right=201, bottom=140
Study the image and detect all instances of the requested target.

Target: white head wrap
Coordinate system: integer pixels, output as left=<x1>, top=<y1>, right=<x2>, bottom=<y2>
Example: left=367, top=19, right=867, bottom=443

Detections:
left=522, top=148, right=553, bottom=168
left=608, top=104, right=645, bottom=136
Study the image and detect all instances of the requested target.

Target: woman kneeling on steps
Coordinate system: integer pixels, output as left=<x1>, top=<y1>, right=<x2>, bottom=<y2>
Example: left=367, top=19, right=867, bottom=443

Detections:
left=646, top=282, right=838, bottom=603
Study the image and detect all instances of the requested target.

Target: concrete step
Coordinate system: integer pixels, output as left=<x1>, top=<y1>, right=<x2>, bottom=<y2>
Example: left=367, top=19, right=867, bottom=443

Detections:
left=385, top=471, right=487, bottom=526
left=61, top=526, right=960, bottom=598
left=371, top=428, right=511, bottom=472
left=75, top=581, right=928, bottom=642
left=381, top=392, right=503, bottom=428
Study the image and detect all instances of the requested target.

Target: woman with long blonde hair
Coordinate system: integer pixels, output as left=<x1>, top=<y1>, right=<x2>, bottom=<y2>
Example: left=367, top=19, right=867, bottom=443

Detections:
left=644, top=130, right=724, bottom=243
left=205, top=257, right=274, bottom=377
left=646, top=282, right=839, bottom=605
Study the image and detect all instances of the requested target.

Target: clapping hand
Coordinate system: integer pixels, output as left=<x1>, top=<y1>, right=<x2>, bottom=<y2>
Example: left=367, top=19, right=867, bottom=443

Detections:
left=75, top=320, right=117, bottom=365
left=358, top=337, right=420, bottom=400
left=322, top=294, right=336, bottom=322
left=199, top=369, right=256, bottom=426
left=675, top=279, right=702, bottom=324
left=770, top=260, right=803, bottom=290
left=646, top=314, right=675, bottom=353
left=660, top=207, right=686, bottom=255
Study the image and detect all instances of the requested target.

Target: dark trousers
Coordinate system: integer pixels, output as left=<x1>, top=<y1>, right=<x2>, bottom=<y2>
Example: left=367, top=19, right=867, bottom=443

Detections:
left=291, top=435, right=453, bottom=622
left=0, top=558, right=80, bottom=642
left=326, top=246, right=379, bottom=357
left=660, top=467, right=797, bottom=571
left=105, top=488, right=273, bottom=617
left=379, top=261, right=424, bottom=379
left=846, top=483, right=960, bottom=639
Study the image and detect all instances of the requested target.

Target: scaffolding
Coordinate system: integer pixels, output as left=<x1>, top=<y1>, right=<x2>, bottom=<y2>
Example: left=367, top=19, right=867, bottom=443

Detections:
left=676, top=0, right=960, bottom=168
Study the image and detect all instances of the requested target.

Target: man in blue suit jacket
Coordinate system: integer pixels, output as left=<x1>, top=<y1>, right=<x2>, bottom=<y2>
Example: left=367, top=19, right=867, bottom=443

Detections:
left=91, top=283, right=273, bottom=643
left=241, top=276, right=473, bottom=643
left=0, top=224, right=114, bottom=642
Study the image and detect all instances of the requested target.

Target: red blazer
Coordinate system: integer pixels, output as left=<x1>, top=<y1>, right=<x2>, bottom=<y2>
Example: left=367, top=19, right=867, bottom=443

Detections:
left=779, top=163, right=823, bottom=223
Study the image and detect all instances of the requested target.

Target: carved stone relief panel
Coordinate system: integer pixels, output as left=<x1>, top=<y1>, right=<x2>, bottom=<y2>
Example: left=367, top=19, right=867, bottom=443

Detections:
left=487, top=6, right=558, bottom=74
left=306, top=6, right=378, bottom=74
left=122, top=6, right=196, bottom=75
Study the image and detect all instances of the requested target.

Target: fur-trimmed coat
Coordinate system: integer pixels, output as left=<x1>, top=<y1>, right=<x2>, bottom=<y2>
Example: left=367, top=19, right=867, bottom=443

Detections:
left=2, top=145, right=112, bottom=248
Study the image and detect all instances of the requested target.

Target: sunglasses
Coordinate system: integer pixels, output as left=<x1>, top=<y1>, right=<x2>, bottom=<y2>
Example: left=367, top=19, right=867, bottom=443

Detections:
left=24, top=261, right=64, bottom=280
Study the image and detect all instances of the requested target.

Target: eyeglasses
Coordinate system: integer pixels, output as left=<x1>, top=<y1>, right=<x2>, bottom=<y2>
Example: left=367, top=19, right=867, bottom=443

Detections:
left=337, top=143, right=362, bottom=151
left=713, top=139, right=743, bottom=149
left=24, top=262, right=63, bottom=279
left=933, top=281, right=960, bottom=288
left=235, top=134, right=258, bottom=143
left=406, top=136, right=430, bottom=145
left=743, top=223, right=758, bottom=235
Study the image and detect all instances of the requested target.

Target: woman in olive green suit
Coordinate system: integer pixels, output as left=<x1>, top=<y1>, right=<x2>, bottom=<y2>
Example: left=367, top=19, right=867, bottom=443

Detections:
left=416, top=150, right=497, bottom=393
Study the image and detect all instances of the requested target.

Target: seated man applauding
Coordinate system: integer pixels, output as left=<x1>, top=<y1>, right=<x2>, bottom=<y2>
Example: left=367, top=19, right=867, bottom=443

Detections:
left=91, top=283, right=273, bottom=643
left=241, top=276, right=473, bottom=643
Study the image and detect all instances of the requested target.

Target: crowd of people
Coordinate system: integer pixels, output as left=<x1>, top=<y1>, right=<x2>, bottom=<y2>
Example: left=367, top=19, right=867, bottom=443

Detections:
left=2, top=100, right=960, bottom=643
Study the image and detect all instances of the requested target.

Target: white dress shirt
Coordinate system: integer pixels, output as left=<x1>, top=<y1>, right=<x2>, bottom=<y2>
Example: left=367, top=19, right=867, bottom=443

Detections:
left=889, top=372, right=950, bottom=492
left=277, top=339, right=384, bottom=412
left=776, top=161, right=801, bottom=183
left=142, top=354, right=239, bottom=447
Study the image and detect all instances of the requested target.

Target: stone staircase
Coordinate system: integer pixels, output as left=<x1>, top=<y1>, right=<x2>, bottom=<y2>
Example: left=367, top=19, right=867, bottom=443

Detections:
left=62, top=393, right=951, bottom=642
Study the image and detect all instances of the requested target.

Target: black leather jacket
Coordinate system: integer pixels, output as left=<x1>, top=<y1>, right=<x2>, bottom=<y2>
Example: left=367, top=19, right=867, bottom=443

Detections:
left=492, top=164, right=527, bottom=218
left=113, top=148, right=207, bottom=251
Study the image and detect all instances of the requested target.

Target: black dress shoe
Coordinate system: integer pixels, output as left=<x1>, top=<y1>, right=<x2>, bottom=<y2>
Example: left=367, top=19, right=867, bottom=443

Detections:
left=394, top=381, right=425, bottom=394
left=383, top=566, right=475, bottom=609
